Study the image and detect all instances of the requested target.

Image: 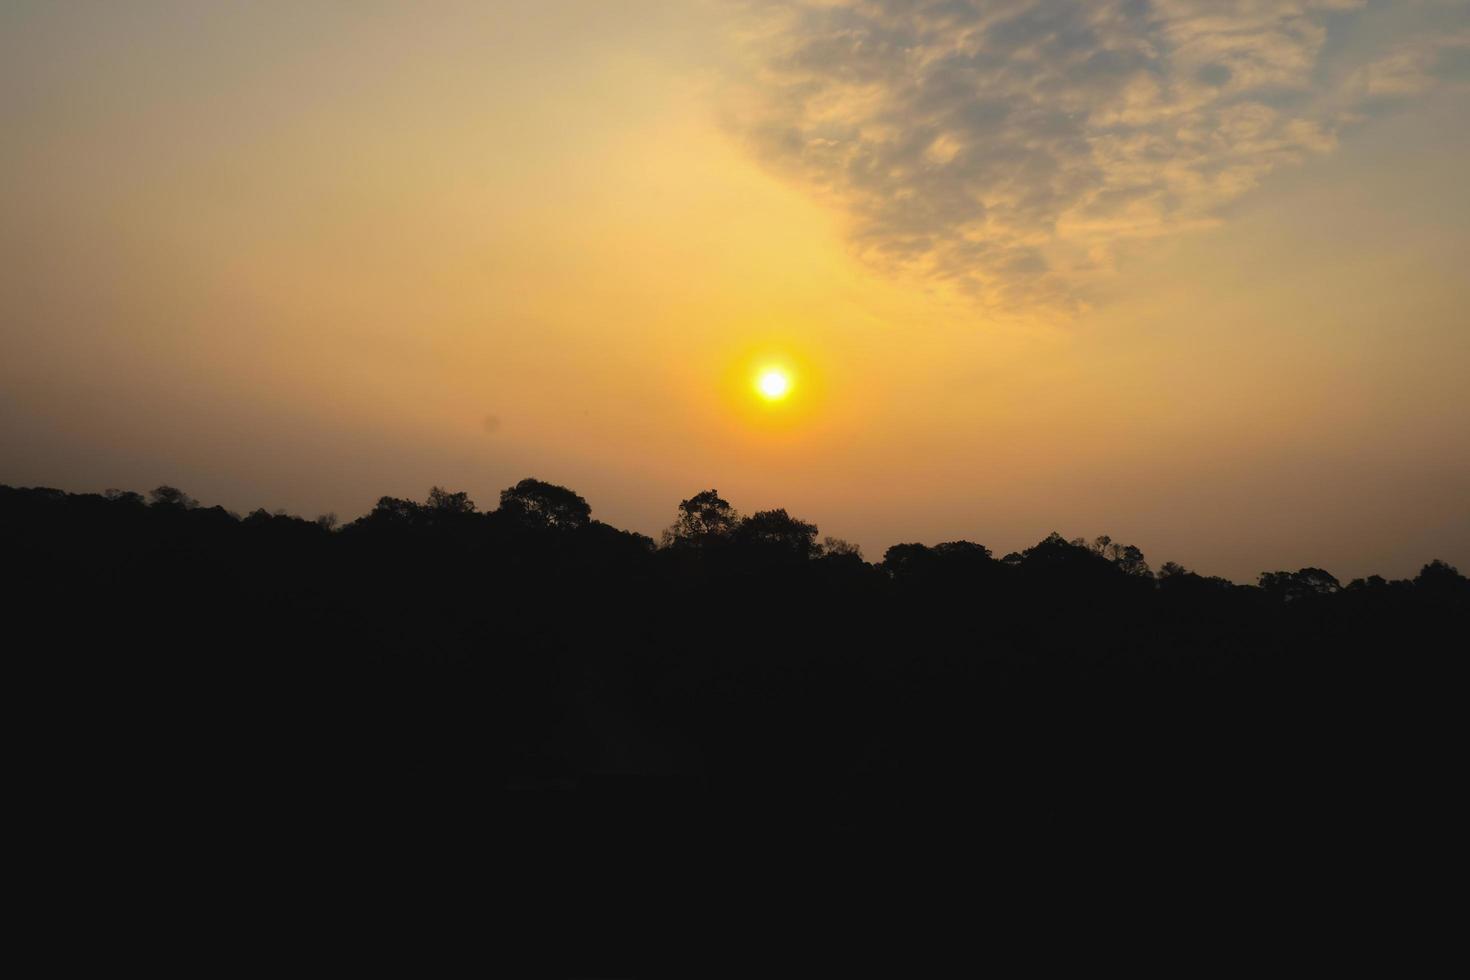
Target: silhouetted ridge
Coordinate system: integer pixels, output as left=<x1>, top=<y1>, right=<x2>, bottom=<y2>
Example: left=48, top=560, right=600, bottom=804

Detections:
left=3, top=479, right=1463, bottom=798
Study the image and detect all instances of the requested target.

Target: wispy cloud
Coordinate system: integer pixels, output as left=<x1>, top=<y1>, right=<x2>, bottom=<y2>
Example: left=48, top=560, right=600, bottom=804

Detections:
left=720, top=0, right=1465, bottom=315
left=1351, top=27, right=1470, bottom=96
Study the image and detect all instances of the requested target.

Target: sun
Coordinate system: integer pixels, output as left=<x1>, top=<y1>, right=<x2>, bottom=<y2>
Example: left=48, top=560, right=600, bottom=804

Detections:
left=755, top=367, right=793, bottom=401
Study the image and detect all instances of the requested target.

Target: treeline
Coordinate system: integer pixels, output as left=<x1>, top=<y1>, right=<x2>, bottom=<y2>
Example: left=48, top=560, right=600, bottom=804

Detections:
left=2, top=478, right=1464, bottom=788
left=15, top=478, right=1462, bottom=594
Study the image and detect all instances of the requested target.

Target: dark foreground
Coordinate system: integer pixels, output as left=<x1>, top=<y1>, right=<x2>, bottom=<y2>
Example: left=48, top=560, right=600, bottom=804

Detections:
left=4, top=480, right=1461, bottom=963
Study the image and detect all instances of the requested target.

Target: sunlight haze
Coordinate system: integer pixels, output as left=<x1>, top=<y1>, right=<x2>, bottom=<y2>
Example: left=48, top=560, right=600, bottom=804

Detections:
left=2, top=0, right=1467, bottom=582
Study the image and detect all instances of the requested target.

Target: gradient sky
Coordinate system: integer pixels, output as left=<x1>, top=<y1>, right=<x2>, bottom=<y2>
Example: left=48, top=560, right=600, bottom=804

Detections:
left=3, top=0, right=1467, bottom=581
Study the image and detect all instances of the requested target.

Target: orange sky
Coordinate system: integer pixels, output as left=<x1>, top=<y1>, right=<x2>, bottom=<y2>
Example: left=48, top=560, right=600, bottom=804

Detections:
left=2, top=1, right=1467, bottom=581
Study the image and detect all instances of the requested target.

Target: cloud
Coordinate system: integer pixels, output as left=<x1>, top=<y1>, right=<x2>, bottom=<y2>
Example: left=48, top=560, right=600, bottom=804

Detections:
left=719, top=0, right=1464, bottom=315
left=1352, top=29, right=1470, bottom=97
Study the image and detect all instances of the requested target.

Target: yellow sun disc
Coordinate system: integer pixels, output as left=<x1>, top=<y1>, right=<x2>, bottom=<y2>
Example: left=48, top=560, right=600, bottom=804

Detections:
left=756, top=368, right=793, bottom=401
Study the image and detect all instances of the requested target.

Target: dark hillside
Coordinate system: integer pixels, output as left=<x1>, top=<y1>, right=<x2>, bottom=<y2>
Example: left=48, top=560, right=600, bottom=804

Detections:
left=4, top=481, right=1462, bottom=844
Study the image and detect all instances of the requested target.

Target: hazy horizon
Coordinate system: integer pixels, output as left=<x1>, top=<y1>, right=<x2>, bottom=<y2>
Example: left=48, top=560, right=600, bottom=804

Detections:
left=4, top=1, right=1468, bottom=583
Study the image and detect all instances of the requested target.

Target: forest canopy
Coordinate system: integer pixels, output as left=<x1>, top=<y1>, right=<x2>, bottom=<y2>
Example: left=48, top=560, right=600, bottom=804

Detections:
left=2, top=479, right=1463, bottom=783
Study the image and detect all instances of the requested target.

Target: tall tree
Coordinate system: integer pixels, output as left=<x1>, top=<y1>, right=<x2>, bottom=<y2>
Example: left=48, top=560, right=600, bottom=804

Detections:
left=499, top=478, right=590, bottom=530
left=662, top=489, right=740, bottom=548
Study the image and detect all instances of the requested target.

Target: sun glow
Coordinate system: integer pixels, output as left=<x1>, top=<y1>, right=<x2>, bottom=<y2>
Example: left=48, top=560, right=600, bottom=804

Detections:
left=756, top=367, right=793, bottom=401
left=716, top=347, right=822, bottom=433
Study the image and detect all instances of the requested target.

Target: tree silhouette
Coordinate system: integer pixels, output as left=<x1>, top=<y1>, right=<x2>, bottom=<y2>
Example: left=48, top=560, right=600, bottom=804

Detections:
left=426, top=486, right=477, bottom=515
left=1259, top=567, right=1341, bottom=600
left=0, top=476, right=1462, bottom=807
left=662, top=489, right=740, bottom=548
left=1087, top=534, right=1152, bottom=577
left=149, top=485, right=198, bottom=509
left=498, top=478, right=589, bottom=529
left=1414, top=559, right=1468, bottom=600
left=104, top=488, right=145, bottom=506
left=736, top=508, right=820, bottom=559
left=367, top=495, right=424, bottom=526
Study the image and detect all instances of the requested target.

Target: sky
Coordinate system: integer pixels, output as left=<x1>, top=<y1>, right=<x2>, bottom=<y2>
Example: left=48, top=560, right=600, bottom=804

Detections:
left=2, top=0, right=1467, bottom=582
